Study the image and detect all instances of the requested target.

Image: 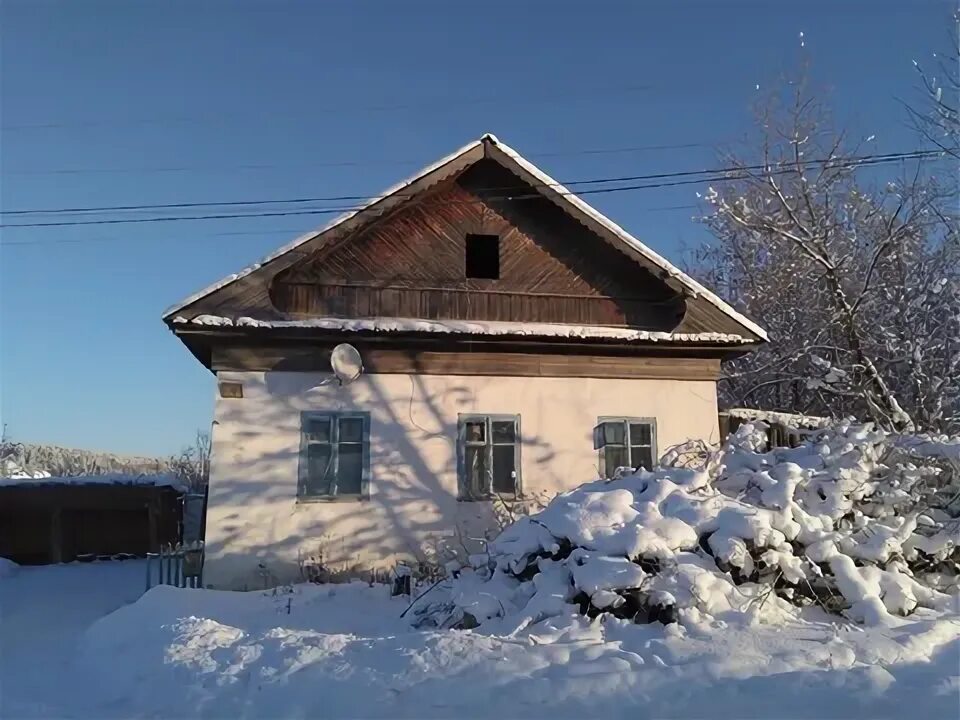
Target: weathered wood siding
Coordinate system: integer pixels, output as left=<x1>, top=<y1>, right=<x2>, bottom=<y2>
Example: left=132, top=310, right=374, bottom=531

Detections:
left=0, top=484, right=183, bottom=565
left=211, top=342, right=722, bottom=379
left=271, top=161, right=685, bottom=328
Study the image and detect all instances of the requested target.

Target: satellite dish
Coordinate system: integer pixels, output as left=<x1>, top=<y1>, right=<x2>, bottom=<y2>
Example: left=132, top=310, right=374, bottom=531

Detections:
left=330, top=343, right=363, bottom=385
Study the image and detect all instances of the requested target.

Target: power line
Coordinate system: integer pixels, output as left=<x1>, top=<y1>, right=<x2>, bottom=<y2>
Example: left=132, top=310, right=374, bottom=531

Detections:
left=3, top=139, right=935, bottom=244
left=0, top=228, right=308, bottom=248
left=0, top=206, right=704, bottom=247
left=4, top=142, right=710, bottom=177
left=0, top=182, right=707, bottom=230
left=0, top=150, right=937, bottom=231
left=5, top=145, right=715, bottom=216
left=1, top=170, right=720, bottom=216
left=4, top=149, right=940, bottom=219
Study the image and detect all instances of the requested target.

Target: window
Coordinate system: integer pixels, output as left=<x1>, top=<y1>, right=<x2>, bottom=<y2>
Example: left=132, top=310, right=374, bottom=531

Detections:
left=594, top=417, right=657, bottom=479
left=298, top=412, right=370, bottom=501
left=465, top=233, right=500, bottom=279
left=457, top=414, right=520, bottom=500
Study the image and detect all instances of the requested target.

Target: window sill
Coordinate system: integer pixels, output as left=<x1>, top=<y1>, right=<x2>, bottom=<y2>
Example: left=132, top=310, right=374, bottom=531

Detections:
left=296, top=495, right=369, bottom=504
left=457, top=494, right=522, bottom=503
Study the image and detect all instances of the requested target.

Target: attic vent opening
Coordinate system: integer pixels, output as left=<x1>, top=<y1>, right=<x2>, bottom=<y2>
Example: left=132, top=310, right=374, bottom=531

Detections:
left=465, top=234, right=500, bottom=279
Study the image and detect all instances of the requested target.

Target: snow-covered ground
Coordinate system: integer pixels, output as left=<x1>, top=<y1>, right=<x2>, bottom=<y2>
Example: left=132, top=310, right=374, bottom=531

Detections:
left=2, top=420, right=958, bottom=718
left=1, top=559, right=958, bottom=719
left=0, top=561, right=147, bottom=718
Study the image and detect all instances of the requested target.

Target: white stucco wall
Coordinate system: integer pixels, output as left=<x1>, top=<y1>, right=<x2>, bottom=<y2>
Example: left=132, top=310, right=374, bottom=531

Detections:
left=205, top=370, right=720, bottom=589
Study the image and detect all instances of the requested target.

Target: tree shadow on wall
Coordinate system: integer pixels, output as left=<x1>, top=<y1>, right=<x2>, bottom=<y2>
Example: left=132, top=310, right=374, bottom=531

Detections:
left=209, top=366, right=577, bottom=589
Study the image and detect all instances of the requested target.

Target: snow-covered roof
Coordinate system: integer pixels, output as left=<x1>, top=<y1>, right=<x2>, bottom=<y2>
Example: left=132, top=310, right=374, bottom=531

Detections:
left=174, top=314, right=754, bottom=344
left=0, top=473, right=186, bottom=491
left=723, top=408, right=832, bottom=429
left=163, top=134, right=766, bottom=342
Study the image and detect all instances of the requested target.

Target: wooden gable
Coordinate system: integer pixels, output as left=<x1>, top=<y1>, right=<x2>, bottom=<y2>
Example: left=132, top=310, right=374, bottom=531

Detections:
left=271, top=160, right=685, bottom=329
left=165, top=135, right=766, bottom=348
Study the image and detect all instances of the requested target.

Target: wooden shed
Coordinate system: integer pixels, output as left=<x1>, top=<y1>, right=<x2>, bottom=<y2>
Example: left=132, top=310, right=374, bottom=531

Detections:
left=0, top=477, right=184, bottom=565
left=719, top=408, right=830, bottom=449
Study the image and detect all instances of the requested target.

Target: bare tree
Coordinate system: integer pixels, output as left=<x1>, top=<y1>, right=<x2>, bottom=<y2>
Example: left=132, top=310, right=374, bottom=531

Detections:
left=695, top=78, right=959, bottom=431
left=905, top=11, right=959, bottom=158
left=169, top=429, right=211, bottom=491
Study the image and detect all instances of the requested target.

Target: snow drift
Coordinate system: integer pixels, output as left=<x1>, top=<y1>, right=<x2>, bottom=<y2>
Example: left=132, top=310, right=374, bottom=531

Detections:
left=70, top=570, right=960, bottom=719
left=6, top=421, right=958, bottom=718
left=0, top=557, right=18, bottom=580
left=423, top=421, right=960, bottom=631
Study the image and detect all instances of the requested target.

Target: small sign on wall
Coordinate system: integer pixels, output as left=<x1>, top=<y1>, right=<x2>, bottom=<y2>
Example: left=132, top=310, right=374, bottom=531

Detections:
left=218, top=381, right=243, bottom=399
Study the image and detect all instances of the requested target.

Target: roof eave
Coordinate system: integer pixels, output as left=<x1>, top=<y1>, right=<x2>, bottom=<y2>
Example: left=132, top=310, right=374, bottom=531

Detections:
left=171, top=322, right=758, bottom=349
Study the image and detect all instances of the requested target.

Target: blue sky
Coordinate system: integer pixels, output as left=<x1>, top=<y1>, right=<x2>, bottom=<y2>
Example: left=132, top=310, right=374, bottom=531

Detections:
left=0, top=0, right=950, bottom=456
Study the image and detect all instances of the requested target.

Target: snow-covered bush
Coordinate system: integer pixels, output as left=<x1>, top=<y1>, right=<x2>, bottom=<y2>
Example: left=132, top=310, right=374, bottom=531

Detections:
left=422, top=421, right=959, bottom=630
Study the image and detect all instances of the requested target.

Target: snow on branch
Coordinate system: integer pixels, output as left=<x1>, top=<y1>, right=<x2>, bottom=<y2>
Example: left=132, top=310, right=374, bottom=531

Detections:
left=693, top=77, right=959, bottom=433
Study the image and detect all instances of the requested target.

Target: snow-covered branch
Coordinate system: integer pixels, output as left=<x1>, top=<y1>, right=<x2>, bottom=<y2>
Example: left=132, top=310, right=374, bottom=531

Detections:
left=693, top=77, right=959, bottom=432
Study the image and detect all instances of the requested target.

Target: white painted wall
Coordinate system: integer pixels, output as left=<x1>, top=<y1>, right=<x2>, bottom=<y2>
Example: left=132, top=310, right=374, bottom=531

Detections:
left=205, top=370, right=720, bottom=589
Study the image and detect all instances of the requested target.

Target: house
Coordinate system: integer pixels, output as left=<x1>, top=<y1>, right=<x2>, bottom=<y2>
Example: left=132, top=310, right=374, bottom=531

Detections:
left=164, top=134, right=766, bottom=589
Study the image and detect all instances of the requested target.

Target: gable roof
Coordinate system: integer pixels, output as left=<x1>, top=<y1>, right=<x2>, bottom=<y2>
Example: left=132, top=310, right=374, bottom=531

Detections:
left=163, top=134, right=767, bottom=342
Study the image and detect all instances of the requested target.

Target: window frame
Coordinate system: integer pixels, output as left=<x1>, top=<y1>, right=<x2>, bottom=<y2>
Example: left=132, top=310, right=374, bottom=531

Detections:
left=297, top=411, right=371, bottom=502
left=456, top=413, right=521, bottom=501
left=595, top=416, right=658, bottom=479
left=464, top=233, right=501, bottom=280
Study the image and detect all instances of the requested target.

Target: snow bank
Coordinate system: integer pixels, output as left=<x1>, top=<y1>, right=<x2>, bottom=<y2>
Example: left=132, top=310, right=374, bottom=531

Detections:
left=0, top=557, right=18, bottom=579
left=0, top=560, right=149, bottom=718
left=4, top=421, right=959, bottom=718
left=3, top=558, right=957, bottom=718
left=72, top=572, right=960, bottom=719
left=430, top=421, right=960, bottom=630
